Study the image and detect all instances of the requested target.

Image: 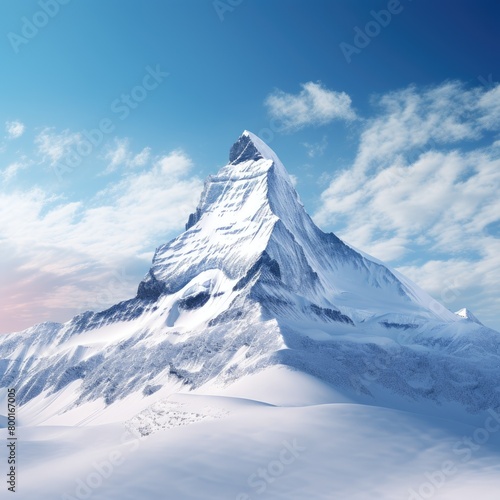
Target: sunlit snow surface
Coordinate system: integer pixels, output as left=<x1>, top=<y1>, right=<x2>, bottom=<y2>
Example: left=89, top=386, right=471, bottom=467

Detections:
left=1, top=131, right=500, bottom=499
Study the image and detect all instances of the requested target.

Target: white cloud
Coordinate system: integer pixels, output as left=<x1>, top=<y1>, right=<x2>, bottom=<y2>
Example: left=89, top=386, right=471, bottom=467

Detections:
left=0, top=149, right=202, bottom=333
left=303, top=136, right=328, bottom=158
left=6, top=120, right=25, bottom=139
left=35, top=127, right=83, bottom=165
left=104, top=138, right=128, bottom=171
left=154, top=149, right=193, bottom=177
left=477, top=84, right=500, bottom=129
left=132, top=147, right=151, bottom=167
left=315, top=81, right=500, bottom=330
left=1, top=161, right=28, bottom=182
left=103, top=138, right=151, bottom=174
left=265, top=81, right=356, bottom=130
left=350, top=81, right=498, bottom=175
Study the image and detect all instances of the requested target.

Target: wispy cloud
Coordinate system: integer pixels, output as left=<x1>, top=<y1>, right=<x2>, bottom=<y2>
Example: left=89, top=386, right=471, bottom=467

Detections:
left=0, top=148, right=202, bottom=332
left=5, top=120, right=25, bottom=140
left=265, top=81, right=356, bottom=131
left=314, top=81, right=500, bottom=328
left=303, top=136, right=328, bottom=158
left=103, top=138, right=151, bottom=174
left=1, top=161, right=30, bottom=182
left=348, top=81, right=497, bottom=176
left=35, top=127, right=83, bottom=165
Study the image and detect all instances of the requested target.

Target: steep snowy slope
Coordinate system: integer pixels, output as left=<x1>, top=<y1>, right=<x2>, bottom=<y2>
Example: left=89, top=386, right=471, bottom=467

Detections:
left=1, top=131, right=499, bottom=424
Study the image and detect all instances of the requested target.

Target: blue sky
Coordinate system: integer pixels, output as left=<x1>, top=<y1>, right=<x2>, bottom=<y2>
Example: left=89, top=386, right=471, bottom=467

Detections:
left=1, top=0, right=499, bottom=332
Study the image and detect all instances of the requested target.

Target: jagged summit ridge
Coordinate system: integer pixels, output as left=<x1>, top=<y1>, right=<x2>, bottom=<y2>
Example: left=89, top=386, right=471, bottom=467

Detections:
left=229, top=130, right=286, bottom=168
left=229, top=131, right=263, bottom=164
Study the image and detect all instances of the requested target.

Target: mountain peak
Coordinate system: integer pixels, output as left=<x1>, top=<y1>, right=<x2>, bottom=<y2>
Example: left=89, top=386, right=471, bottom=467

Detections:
left=455, top=307, right=483, bottom=325
left=229, top=130, right=282, bottom=166
left=229, top=131, right=262, bottom=164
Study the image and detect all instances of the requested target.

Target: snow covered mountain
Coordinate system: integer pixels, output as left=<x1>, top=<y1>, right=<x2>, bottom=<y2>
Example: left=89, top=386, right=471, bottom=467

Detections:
left=455, top=307, right=483, bottom=325
left=2, top=131, right=500, bottom=500
left=1, top=131, right=499, bottom=424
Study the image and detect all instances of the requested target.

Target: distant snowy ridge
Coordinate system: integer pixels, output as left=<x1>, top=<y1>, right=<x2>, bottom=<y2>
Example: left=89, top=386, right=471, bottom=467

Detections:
left=455, top=307, right=483, bottom=325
